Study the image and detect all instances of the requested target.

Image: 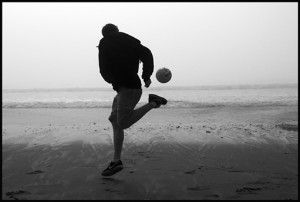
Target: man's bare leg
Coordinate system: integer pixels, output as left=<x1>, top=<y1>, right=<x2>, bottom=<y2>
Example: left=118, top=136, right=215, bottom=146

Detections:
left=112, top=102, right=156, bottom=161
left=112, top=121, right=124, bottom=162
left=102, top=95, right=166, bottom=176
left=119, top=93, right=167, bottom=130
left=118, top=102, right=156, bottom=130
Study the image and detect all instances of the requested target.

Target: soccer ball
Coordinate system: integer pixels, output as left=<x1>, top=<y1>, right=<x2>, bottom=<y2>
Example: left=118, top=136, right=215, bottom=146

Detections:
left=156, top=67, right=172, bottom=83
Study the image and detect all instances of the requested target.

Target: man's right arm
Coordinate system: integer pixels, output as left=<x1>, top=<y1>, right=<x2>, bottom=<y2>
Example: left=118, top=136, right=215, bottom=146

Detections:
left=139, top=44, right=154, bottom=84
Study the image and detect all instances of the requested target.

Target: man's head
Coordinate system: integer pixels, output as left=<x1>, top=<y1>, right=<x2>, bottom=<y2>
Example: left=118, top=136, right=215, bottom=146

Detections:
left=102, top=23, right=119, bottom=37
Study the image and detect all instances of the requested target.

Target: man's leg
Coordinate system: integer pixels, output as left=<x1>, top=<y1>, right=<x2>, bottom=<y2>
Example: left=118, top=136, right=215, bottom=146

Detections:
left=102, top=89, right=166, bottom=176
left=118, top=102, right=156, bottom=129
left=118, top=92, right=167, bottom=130
left=102, top=107, right=154, bottom=176
left=111, top=121, right=124, bottom=162
left=102, top=95, right=124, bottom=177
left=112, top=91, right=156, bottom=161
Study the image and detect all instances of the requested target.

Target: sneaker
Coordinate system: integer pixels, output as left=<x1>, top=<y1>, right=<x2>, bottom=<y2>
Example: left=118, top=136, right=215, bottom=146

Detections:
left=101, top=160, right=123, bottom=176
left=149, top=94, right=167, bottom=108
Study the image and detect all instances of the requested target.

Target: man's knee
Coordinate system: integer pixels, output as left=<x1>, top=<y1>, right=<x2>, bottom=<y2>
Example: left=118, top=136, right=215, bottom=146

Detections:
left=108, top=114, right=116, bottom=124
left=109, top=115, right=128, bottom=129
left=116, top=109, right=133, bottom=129
left=117, top=119, right=130, bottom=130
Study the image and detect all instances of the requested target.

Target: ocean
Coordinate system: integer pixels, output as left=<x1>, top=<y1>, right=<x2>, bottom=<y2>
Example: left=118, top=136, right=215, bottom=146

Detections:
left=2, top=84, right=298, bottom=108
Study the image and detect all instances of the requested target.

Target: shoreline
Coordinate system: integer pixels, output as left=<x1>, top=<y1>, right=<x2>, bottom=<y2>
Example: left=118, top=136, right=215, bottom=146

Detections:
left=2, top=106, right=298, bottom=200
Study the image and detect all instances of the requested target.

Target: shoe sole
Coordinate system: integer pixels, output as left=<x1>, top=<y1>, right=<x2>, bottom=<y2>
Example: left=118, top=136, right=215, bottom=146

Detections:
left=149, top=94, right=167, bottom=105
left=101, top=167, right=123, bottom=177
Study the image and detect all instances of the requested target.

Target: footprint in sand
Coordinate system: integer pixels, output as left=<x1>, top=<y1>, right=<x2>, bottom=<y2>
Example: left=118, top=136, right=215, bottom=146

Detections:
left=104, top=188, right=120, bottom=193
left=184, top=170, right=196, bottom=174
left=236, top=187, right=262, bottom=194
left=227, top=170, right=244, bottom=173
left=26, top=170, right=45, bottom=174
left=6, top=190, right=31, bottom=200
left=186, top=186, right=209, bottom=191
left=203, top=194, right=221, bottom=199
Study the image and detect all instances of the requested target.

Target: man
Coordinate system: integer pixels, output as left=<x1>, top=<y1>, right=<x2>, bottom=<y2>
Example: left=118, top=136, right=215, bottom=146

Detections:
left=98, top=23, right=167, bottom=176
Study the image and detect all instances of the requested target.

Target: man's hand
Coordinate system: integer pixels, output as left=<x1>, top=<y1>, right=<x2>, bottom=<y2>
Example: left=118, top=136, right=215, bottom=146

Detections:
left=144, top=79, right=152, bottom=88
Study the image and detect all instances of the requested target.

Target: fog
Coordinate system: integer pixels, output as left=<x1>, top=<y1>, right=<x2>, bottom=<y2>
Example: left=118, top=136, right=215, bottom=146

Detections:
left=2, top=2, right=298, bottom=89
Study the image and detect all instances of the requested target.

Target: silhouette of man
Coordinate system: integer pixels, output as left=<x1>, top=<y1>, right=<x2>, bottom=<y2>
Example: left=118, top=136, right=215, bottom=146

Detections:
left=98, top=23, right=167, bottom=176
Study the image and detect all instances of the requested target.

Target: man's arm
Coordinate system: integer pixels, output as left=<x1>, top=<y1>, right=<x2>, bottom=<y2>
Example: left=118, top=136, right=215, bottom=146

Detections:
left=98, top=40, right=112, bottom=84
left=139, top=44, right=154, bottom=84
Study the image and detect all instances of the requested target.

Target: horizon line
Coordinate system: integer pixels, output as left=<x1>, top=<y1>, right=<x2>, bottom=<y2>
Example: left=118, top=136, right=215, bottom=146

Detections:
left=3, top=83, right=298, bottom=91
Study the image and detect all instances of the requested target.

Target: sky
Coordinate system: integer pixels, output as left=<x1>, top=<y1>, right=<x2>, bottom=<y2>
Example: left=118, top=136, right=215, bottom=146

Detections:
left=2, top=2, right=298, bottom=89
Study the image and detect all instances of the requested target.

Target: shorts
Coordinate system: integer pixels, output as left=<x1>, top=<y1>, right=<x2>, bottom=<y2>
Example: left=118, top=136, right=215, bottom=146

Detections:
left=108, top=87, right=142, bottom=126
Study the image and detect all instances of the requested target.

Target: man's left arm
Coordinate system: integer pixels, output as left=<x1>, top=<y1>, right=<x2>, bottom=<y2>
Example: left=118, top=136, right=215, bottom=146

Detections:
left=98, top=40, right=112, bottom=84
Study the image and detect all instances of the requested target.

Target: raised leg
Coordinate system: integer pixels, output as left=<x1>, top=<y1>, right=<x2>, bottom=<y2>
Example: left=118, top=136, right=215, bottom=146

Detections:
left=118, top=102, right=156, bottom=129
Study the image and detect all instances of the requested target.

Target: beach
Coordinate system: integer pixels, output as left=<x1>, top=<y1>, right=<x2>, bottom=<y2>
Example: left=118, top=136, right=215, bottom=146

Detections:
left=2, top=106, right=298, bottom=200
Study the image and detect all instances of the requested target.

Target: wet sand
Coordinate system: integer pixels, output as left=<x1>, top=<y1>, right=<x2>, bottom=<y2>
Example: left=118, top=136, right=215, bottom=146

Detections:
left=2, top=106, right=298, bottom=200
